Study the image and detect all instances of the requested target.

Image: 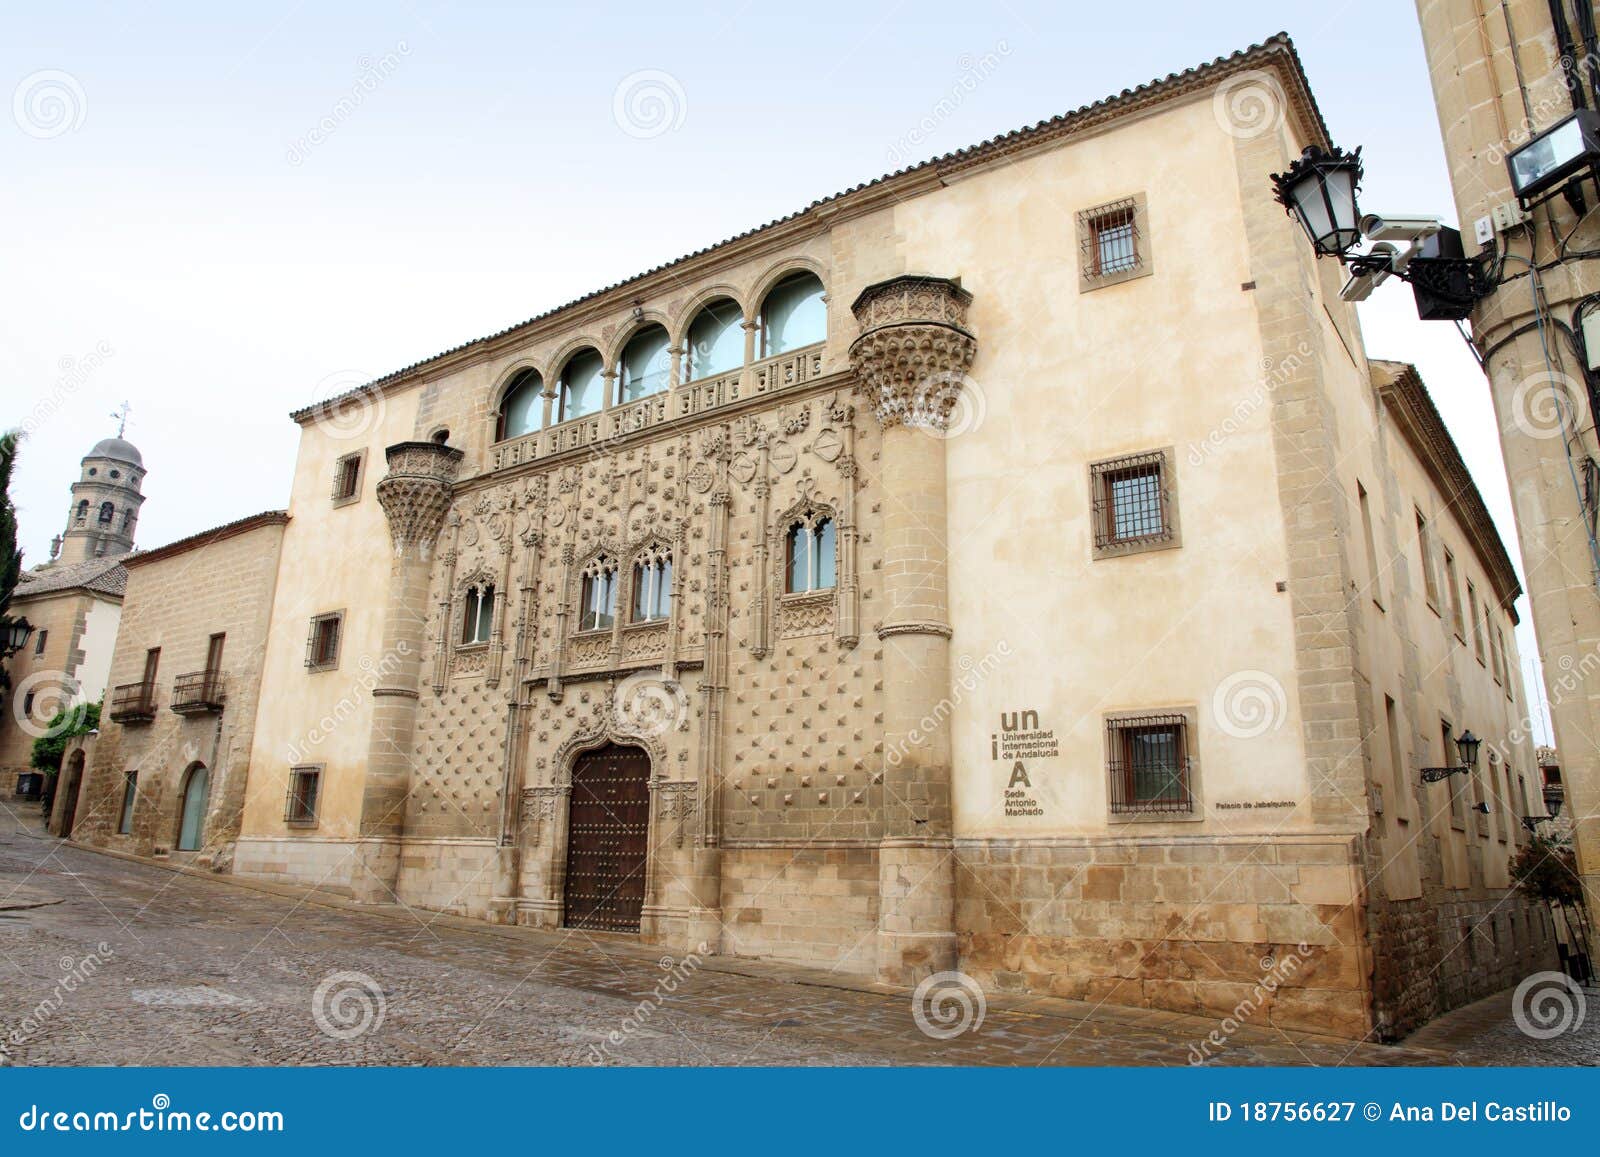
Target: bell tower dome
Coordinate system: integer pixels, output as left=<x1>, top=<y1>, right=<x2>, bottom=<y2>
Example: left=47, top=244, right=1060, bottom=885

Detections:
left=58, top=434, right=146, bottom=565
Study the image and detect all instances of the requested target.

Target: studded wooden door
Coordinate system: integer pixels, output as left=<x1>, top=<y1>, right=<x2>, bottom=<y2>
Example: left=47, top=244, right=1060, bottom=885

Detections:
left=563, top=744, right=651, bottom=933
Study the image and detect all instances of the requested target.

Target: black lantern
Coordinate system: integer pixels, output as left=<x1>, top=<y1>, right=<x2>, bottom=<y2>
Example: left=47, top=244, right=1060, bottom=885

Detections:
left=1271, top=144, right=1364, bottom=258
left=1543, top=784, right=1565, bottom=819
left=0, top=616, right=33, bottom=658
left=1454, top=729, right=1481, bottom=771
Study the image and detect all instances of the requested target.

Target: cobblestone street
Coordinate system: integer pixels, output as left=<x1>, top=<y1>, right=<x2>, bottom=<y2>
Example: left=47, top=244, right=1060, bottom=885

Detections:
left=0, top=808, right=1592, bottom=1067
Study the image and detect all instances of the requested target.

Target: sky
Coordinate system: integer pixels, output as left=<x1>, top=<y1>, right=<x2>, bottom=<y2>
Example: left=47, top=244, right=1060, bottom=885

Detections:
left=0, top=0, right=1554, bottom=739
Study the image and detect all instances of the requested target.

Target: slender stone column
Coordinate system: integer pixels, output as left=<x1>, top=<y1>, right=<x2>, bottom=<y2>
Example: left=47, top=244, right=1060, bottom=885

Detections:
left=849, top=275, right=976, bottom=985
left=354, top=440, right=462, bottom=903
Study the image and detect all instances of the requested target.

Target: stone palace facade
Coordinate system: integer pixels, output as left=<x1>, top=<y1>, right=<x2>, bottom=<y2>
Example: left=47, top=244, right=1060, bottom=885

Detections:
left=52, top=34, right=1556, bottom=1040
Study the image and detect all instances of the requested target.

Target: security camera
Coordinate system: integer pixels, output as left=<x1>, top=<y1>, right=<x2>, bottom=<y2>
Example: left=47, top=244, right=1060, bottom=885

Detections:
left=1359, top=214, right=1443, bottom=243
left=1339, top=243, right=1398, bottom=302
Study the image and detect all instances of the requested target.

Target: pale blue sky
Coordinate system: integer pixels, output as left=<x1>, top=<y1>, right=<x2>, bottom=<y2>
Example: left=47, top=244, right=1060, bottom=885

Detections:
left=0, top=1, right=1552, bottom=735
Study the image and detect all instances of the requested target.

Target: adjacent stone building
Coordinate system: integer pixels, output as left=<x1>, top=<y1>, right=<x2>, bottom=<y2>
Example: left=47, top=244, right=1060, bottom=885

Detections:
left=1, top=435, right=144, bottom=797
left=220, top=34, right=1555, bottom=1039
left=67, top=511, right=288, bottom=870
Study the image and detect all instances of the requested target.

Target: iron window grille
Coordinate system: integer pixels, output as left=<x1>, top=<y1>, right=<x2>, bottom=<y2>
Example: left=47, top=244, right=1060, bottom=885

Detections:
left=305, top=612, right=343, bottom=671
left=331, top=451, right=364, bottom=505
left=1080, top=198, right=1141, bottom=280
left=1107, top=713, right=1193, bottom=815
left=1092, top=451, right=1172, bottom=550
left=285, top=766, right=321, bottom=825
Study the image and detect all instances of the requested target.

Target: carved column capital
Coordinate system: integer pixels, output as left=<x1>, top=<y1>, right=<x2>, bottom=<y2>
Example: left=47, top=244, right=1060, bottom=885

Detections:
left=848, top=276, right=977, bottom=431
left=376, top=441, right=464, bottom=557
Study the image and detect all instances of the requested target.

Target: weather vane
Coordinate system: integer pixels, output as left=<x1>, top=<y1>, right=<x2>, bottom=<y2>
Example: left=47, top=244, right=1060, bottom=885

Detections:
left=110, top=400, right=132, bottom=438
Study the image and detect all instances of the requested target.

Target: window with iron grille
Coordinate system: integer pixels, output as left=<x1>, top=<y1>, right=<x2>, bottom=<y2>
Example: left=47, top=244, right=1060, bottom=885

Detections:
left=1077, top=194, right=1151, bottom=290
left=331, top=451, right=365, bottom=506
left=118, top=771, right=137, bottom=835
left=285, top=766, right=321, bottom=826
left=1106, top=712, right=1194, bottom=815
left=1090, top=449, right=1178, bottom=557
left=305, top=611, right=343, bottom=672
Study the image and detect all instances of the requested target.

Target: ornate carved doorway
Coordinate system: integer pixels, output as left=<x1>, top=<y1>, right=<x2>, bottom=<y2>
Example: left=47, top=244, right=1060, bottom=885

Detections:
left=562, top=744, right=650, bottom=933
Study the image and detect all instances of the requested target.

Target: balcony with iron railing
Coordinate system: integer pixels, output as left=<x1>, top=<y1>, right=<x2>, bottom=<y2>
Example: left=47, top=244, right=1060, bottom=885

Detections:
left=109, top=681, right=157, bottom=723
left=171, top=671, right=226, bottom=715
left=491, top=343, right=829, bottom=472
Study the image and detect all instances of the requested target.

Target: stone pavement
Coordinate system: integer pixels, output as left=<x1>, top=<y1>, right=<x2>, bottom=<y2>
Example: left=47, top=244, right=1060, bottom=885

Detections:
left=0, top=805, right=1590, bottom=1066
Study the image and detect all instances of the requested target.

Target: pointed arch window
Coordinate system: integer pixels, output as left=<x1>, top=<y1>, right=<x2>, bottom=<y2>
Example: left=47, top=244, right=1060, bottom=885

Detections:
left=686, top=297, right=744, bottom=381
left=785, top=513, right=836, bottom=593
left=498, top=369, right=544, bottom=441
left=760, top=272, right=825, bottom=357
left=559, top=349, right=605, bottom=422
left=461, top=584, right=495, bottom=645
left=633, top=546, right=673, bottom=622
left=580, top=556, right=619, bottom=631
left=619, top=325, right=670, bottom=404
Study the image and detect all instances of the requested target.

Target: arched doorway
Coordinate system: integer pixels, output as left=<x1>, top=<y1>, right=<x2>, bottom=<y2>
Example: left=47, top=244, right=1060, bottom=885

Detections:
left=563, top=744, right=650, bottom=932
left=58, top=750, right=86, bottom=838
left=176, top=763, right=209, bottom=852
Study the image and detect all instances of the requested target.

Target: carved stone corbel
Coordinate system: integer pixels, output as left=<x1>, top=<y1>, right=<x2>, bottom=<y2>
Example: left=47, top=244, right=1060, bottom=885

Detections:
left=848, top=276, right=977, bottom=432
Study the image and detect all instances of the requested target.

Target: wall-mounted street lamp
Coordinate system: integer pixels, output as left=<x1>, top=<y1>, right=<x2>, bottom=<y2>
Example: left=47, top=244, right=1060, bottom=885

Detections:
left=1419, top=729, right=1481, bottom=784
left=1270, top=145, right=1494, bottom=319
left=1519, top=785, right=1566, bottom=833
left=0, top=616, right=33, bottom=659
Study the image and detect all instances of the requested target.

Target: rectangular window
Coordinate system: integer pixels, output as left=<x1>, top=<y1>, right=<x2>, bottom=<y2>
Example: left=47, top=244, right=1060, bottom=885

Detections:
left=332, top=451, right=365, bottom=505
left=1090, top=450, right=1178, bottom=557
left=1443, top=719, right=1465, bottom=828
left=1443, top=550, right=1464, bottom=639
left=1489, top=622, right=1504, bottom=685
left=1384, top=694, right=1406, bottom=821
left=206, top=632, right=225, bottom=675
left=285, top=766, right=321, bottom=826
left=117, top=771, right=137, bottom=835
left=33, top=628, right=47, bottom=656
left=1106, top=712, right=1193, bottom=815
left=306, top=612, right=343, bottom=671
left=1077, top=194, right=1151, bottom=290
left=1416, top=510, right=1440, bottom=609
left=1467, top=581, right=1485, bottom=663
left=1358, top=482, right=1383, bottom=610
left=142, top=647, right=161, bottom=685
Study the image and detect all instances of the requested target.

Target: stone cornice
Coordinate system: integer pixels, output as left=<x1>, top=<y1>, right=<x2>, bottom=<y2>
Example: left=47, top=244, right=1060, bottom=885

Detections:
left=1372, top=360, right=1522, bottom=616
left=290, top=34, right=1326, bottom=429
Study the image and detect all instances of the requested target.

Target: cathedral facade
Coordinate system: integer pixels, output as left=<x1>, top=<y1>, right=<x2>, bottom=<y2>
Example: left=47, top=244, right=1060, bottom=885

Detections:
left=47, top=35, right=1555, bottom=1040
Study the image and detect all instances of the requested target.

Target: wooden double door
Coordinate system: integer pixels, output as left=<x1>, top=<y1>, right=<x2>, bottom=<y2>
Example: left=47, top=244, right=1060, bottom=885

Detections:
left=562, top=744, right=650, bottom=933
